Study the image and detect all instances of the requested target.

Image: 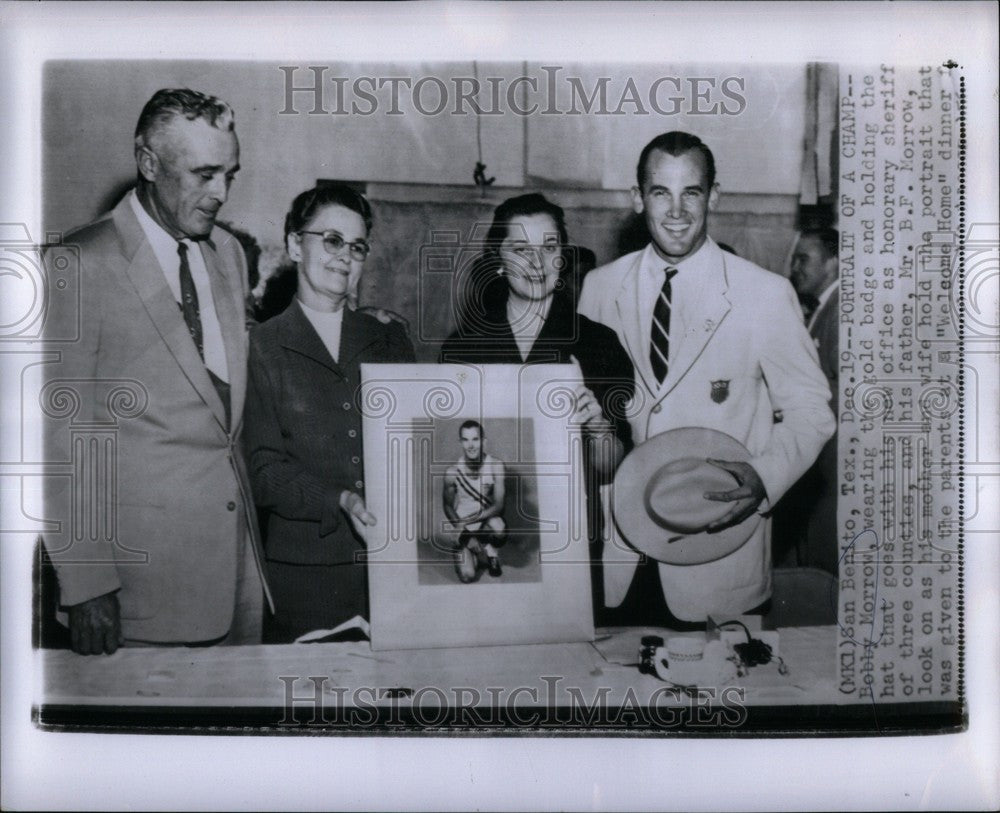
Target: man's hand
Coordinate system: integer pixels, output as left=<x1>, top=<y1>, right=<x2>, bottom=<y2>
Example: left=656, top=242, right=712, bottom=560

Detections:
left=68, top=591, right=123, bottom=655
left=340, top=490, right=377, bottom=538
left=703, top=459, right=767, bottom=532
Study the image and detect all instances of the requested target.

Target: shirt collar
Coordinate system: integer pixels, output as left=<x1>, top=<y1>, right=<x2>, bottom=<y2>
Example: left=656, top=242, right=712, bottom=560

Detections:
left=129, top=189, right=184, bottom=257
left=815, top=279, right=839, bottom=311
left=298, top=297, right=346, bottom=321
left=129, top=188, right=216, bottom=251
left=641, top=237, right=720, bottom=280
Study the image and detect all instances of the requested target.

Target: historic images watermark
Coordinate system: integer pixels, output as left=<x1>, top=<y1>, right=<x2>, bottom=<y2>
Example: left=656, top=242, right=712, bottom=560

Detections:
left=276, top=674, right=749, bottom=729
left=2, top=225, right=149, bottom=563
left=277, top=65, right=748, bottom=117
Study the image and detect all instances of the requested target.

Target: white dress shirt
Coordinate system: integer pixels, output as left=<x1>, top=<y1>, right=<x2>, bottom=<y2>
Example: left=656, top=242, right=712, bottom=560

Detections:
left=637, top=240, right=715, bottom=370
left=129, top=191, right=229, bottom=382
left=297, top=298, right=344, bottom=363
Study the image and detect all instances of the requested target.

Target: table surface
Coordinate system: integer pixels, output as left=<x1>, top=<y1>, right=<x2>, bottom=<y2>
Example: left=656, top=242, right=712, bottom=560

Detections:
left=38, top=625, right=844, bottom=710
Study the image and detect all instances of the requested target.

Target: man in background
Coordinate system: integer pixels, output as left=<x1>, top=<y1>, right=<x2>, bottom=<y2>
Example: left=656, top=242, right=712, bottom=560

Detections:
left=780, top=227, right=840, bottom=573
left=791, top=228, right=840, bottom=407
left=43, top=88, right=270, bottom=653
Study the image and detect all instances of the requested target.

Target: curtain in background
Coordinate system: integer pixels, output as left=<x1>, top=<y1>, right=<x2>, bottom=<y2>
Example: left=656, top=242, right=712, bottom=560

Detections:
left=799, top=62, right=839, bottom=206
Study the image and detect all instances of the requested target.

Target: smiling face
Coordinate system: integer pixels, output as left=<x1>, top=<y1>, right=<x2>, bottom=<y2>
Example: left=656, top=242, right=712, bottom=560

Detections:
left=460, top=426, right=483, bottom=463
left=289, top=203, right=368, bottom=311
left=632, top=148, right=718, bottom=263
left=499, top=213, right=563, bottom=302
left=137, top=116, right=239, bottom=239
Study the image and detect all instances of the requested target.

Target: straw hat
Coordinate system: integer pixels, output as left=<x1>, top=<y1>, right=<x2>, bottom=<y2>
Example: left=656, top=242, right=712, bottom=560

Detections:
left=612, top=427, right=762, bottom=565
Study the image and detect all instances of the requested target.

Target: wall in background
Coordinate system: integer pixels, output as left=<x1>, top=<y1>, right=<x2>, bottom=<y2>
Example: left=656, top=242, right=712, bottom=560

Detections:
left=43, top=60, right=805, bottom=360
left=43, top=60, right=526, bottom=243
left=357, top=185, right=796, bottom=361
left=524, top=62, right=806, bottom=194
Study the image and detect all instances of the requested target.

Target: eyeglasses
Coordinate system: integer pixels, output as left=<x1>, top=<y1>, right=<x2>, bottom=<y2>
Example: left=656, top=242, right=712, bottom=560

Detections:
left=297, top=230, right=372, bottom=261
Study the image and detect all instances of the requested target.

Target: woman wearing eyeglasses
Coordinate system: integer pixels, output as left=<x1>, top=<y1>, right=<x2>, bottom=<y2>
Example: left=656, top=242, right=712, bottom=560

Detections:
left=244, top=183, right=414, bottom=642
left=439, top=193, right=634, bottom=599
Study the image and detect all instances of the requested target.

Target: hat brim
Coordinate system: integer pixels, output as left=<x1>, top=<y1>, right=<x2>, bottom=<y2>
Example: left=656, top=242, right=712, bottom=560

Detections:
left=612, top=427, right=762, bottom=565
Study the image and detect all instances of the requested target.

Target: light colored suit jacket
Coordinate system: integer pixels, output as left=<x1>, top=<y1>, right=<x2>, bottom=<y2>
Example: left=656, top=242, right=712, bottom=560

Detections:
left=578, top=239, right=835, bottom=620
left=42, top=195, right=271, bottom=642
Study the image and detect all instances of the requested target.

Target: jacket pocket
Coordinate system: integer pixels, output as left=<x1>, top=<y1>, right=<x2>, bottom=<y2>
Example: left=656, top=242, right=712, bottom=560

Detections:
left=114, top=503, right=166, bottom=620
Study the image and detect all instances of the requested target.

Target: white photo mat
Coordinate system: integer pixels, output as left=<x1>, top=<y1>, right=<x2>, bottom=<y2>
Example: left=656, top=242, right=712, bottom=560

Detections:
left=361, top=362, right=594, bottom=650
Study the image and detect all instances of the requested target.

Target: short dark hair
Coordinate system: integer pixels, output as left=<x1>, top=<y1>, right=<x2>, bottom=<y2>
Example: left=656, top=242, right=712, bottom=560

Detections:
left=485, top=193, right=568, bottom=248
left=457, top=194, right=570, bottom=334
left=459, top=420, right=483, bottom=437
left=799, top=227, right=839, bottom=260
left=284, top=183, right=374, bottom=241
left=134, top=88, right=235, bottom=150
left=636, top=131, right=716, bottom=191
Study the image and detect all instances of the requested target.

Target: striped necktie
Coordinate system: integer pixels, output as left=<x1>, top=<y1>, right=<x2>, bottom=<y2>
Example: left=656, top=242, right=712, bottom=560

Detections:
left=177, top=240, right=204, bottom=360
left=649, top=266, right=678, bottom=385
left=177, top=240, right=231, bottom=428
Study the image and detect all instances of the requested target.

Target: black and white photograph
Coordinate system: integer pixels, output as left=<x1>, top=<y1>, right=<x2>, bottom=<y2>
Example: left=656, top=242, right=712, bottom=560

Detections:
left=1, top=2, right=997, bottom=811
left=416, top=416, right=542, bottom=587
left=22, top=48, right=966, bottom=715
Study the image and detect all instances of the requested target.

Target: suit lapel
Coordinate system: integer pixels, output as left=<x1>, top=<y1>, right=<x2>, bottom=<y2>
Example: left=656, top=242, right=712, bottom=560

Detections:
left=526, top=292, right=573, bottom=363
left=279, top=300, right=344, bottom=376
left=659, top=251, right=731, bottom=398
left=339, top=307, right=384, bottom=369
left=202, top=236, right=245, bottom=430
left=111, top=199, right=228, bottom=431
left=614, top=251, right=659, bottom=396
left=809, top=283, right=839, bottom=338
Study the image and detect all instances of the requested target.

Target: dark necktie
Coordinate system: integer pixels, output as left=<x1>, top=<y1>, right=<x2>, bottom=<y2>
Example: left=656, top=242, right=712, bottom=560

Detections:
left=649, top=267, right=678, bottom=385
left=177, top=240, right=203, bottom=360
left=177, top=240, right=231, bottom=428
left=798, top=292, right=820, bottom=324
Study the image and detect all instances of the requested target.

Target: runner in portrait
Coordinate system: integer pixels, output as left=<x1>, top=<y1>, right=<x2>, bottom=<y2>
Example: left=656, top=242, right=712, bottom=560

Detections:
left=442, top=420, right=507, bottom=582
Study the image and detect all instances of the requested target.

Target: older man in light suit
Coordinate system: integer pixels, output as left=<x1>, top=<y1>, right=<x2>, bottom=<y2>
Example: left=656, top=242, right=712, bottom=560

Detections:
left=43, top=89, right=271, bottom=653
left=578, top=131, right=835, bottom=625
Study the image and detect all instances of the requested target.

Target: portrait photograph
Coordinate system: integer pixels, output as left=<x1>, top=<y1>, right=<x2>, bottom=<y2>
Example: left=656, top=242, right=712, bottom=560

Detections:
left=362, top=363, right=594, bottom=650
left=414, top=416, right=543, bottom=587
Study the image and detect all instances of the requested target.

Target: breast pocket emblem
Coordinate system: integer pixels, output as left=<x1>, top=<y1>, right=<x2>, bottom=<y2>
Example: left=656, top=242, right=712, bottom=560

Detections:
left=710, top=380, right=730, bottom=404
